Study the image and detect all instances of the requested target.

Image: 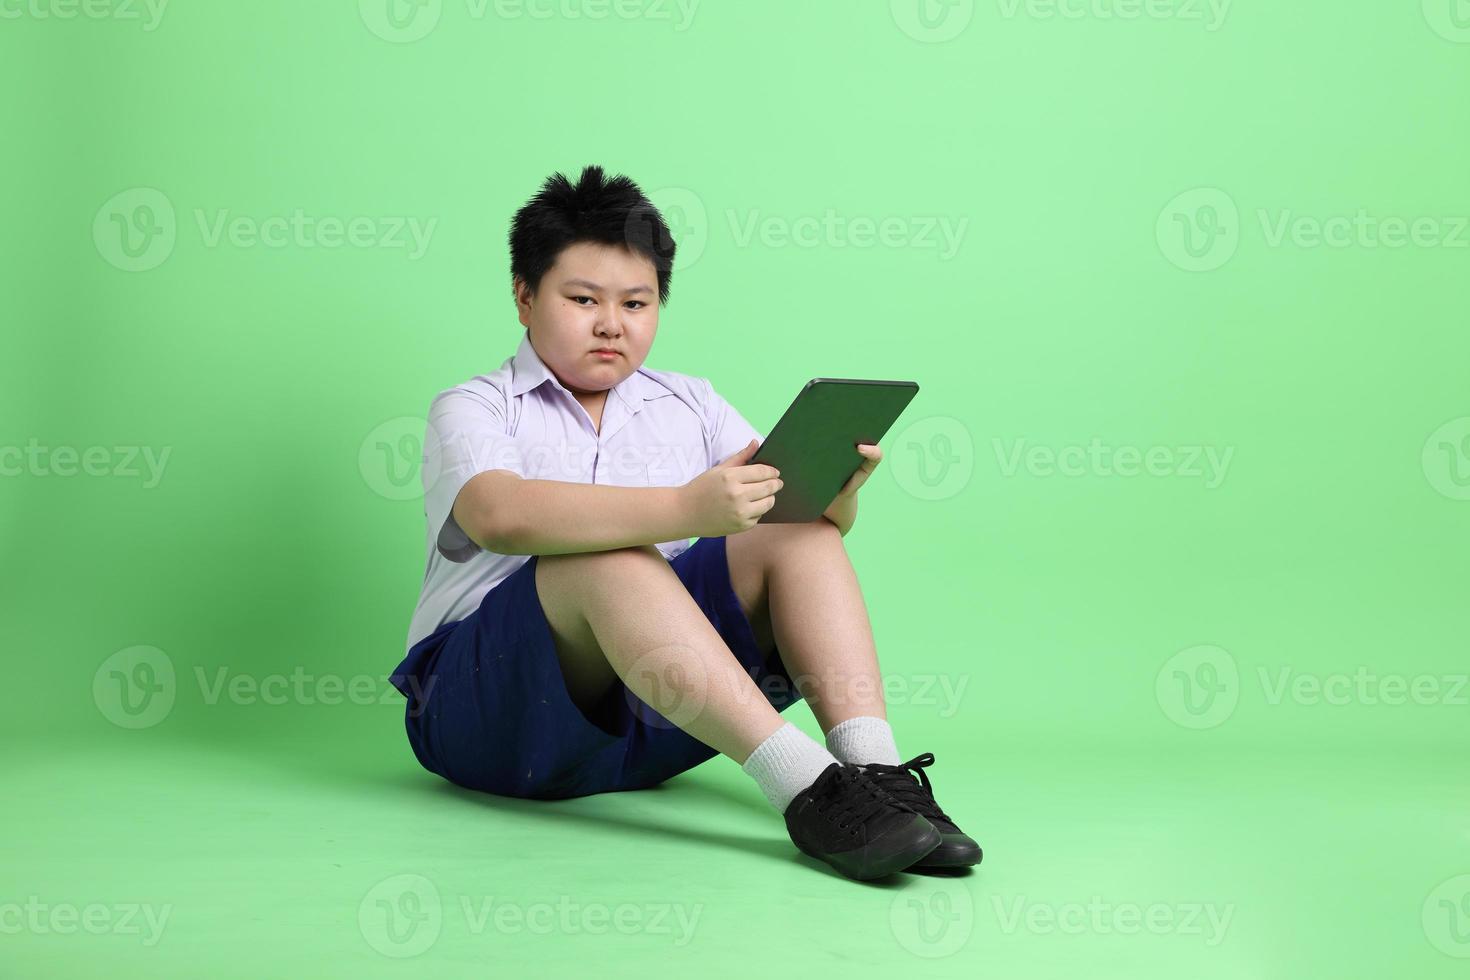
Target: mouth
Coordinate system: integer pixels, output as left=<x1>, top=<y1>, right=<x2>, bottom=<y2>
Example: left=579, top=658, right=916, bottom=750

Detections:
left=590, top=349, right=620, bottom=357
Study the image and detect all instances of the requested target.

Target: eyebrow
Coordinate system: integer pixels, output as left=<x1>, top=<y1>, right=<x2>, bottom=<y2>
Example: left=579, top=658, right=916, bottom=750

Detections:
left=562, top=278, right=654, bottom=296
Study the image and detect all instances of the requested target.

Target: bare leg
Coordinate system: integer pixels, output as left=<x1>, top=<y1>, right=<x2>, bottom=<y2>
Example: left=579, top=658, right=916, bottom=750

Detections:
left=534, top=545, right=786, bottom=764
left=725, top=520, right=887, bottom=732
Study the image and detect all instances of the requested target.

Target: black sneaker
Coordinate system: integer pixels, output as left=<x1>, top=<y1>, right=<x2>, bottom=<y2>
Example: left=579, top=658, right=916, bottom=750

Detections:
left=783, top=762, right=941, bottom=880
left=858, top=753, right=982, bottom=869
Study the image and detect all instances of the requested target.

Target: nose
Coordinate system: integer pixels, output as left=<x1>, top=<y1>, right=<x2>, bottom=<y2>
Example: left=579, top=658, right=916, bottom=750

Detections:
left=594, top=308, right=623, bottom=339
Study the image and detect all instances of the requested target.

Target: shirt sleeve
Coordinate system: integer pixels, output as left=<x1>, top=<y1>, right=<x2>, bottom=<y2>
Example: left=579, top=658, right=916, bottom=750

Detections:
left=702, top=377, right=766, bottom=470
left=421, top=385, right=525, bottom=563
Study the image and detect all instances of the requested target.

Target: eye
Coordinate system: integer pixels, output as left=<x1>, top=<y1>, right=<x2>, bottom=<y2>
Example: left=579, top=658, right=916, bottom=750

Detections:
left=571, top=295, right=594, bottom=306
left=625, top=301, right=646, bottom=310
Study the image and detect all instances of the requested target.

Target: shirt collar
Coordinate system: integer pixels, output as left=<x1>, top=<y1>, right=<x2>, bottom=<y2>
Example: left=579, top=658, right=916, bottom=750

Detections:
left=509, top=331, right=649, bottom=416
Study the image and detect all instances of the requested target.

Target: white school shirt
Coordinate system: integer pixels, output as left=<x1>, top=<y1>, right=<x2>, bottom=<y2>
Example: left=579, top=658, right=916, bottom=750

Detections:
left=403, top=331, right=766, bottom=657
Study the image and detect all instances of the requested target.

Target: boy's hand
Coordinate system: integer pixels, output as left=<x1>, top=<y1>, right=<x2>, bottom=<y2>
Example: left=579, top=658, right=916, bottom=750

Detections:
left=681, top=438, right=783, bottom=536
left=833, top=443, right=882, bottom=500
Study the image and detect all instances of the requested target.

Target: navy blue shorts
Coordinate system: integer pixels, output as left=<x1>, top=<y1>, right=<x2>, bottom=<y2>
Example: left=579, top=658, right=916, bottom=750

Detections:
left=390, top=535, right=805, bottom=800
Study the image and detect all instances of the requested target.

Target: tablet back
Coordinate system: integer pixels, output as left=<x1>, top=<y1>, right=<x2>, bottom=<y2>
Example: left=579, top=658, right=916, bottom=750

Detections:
left=751, top=378, right=919, bottom=523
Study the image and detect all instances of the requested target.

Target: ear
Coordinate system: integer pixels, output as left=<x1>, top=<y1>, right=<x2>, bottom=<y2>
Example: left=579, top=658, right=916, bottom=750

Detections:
left=513, top=277, right=533, bottom=328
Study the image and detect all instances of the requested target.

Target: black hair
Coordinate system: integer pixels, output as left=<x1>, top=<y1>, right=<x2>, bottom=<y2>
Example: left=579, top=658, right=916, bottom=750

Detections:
left=508, top=164, right=677, bottom=306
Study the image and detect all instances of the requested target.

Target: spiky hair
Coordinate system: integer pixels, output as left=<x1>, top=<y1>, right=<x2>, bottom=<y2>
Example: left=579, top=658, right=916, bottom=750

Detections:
left=508, top=164, right=677, bottom=306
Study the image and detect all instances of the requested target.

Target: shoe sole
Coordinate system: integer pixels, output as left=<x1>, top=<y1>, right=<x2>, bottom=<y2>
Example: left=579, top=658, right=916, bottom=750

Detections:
left=799, top=815, right=943, bottom=881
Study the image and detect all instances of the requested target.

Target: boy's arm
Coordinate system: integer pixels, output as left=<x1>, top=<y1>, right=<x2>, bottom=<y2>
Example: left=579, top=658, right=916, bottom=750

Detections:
left=819, top=441, right=882, bottom=537
left=453, top=470, right=693, bottom=557
left=821, top=493, right=856, bottom=537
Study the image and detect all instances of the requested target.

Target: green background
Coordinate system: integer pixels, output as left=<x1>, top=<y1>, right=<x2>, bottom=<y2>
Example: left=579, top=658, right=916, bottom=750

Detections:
left=4, top=1, right=1468, bottom=976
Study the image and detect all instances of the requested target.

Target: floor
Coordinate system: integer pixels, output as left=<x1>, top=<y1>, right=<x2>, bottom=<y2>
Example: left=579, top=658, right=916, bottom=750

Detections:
left=6, top=723, right=1465, bottom=978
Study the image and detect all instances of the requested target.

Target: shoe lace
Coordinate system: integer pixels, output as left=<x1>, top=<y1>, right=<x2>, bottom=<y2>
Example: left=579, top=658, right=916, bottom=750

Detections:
left=857, top=752, right=951, bottom=825
left=816, top=764, right=901, bottom=836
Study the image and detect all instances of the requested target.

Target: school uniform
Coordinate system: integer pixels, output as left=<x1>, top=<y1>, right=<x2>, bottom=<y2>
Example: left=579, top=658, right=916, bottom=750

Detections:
left=391, top=332, right=803, bottom=799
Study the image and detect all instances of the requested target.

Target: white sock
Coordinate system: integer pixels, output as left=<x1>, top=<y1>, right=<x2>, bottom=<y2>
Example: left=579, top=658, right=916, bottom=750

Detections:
left=824, top=715, right=901, bottom=767
left=740, top=722, right=839, bottom=813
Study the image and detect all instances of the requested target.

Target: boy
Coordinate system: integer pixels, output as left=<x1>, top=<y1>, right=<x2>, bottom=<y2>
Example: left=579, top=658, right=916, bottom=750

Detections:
left=390, top=165, right=981, bottom=881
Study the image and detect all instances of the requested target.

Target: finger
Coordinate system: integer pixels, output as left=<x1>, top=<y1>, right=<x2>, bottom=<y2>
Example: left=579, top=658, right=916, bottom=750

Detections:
left=747, top=477, right=783, bottom=500
left=717, top=438, right=760, bottom=468
left=736, top=463, right=781, bottom=482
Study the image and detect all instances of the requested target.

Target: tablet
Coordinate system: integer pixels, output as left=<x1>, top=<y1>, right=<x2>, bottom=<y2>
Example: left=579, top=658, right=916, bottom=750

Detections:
left=750, top=378, right=919, bottom=523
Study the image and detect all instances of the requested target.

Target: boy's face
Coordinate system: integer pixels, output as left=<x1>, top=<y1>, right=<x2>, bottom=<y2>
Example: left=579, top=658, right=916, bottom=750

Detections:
left=514, top=241, right=659, bottom=398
